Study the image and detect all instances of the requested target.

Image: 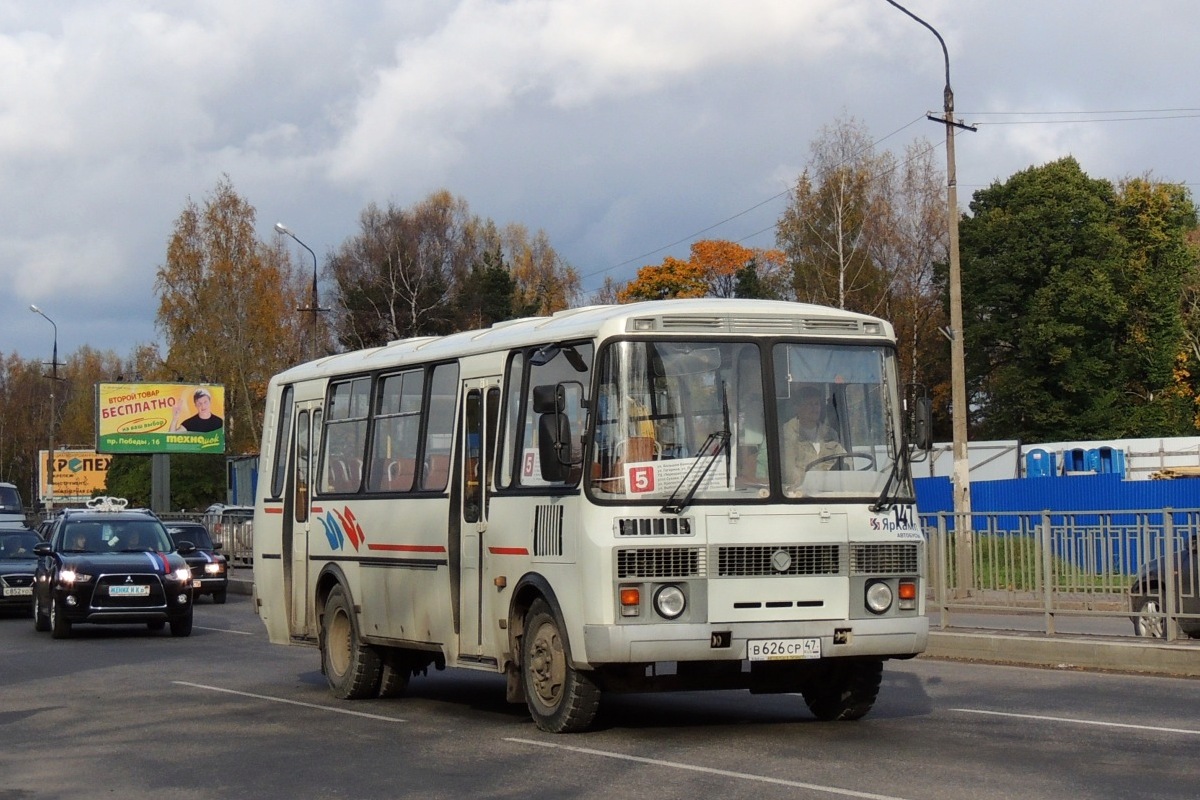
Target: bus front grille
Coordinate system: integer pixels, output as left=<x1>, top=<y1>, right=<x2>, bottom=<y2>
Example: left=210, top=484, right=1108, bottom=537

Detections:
left=616, top=547, right=705, bottom=579
left=715, top=545, right=843, bottom=577
left=850, top=543, right=920, bottom=575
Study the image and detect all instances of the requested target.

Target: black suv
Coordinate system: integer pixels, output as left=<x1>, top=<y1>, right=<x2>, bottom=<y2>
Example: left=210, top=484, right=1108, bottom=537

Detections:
left=33, top=498, right=195, bottom=638
left=166, top=521, right=229, bottom=604
left=0, top=529, right=40, bottom=615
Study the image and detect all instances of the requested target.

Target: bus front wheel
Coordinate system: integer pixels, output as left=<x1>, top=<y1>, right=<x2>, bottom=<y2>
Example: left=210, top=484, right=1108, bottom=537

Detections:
left=321, top=585, right=382, bottom=699
left=520, top=599, right=600, bottom=733
left=801, top=658, right=883, bottom=721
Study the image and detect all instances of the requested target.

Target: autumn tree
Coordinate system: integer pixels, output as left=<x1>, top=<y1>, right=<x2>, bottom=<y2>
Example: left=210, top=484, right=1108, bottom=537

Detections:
left=0, top=354, right=45, bottom=502
left=776, top=116, right=892, bottom=312
left=504, top=223, right=582, bottom=315
left=328, top=191, right=579, bottom=347
left=618, top=240, right=786, bottom=302
left=155, top=175, right=306, bottom=454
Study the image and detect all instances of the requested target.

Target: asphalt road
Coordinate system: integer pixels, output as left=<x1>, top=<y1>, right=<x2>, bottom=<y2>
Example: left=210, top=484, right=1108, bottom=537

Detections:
left=2, top=593, right=1198, bottom=800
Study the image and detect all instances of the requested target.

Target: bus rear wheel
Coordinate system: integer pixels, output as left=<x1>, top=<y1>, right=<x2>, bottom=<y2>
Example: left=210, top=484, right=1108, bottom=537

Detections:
left=321, top=585, right=382, bottom=699
left=801, top=659, right=883, bottom=721
left=520, top=599, right=600, bottom=733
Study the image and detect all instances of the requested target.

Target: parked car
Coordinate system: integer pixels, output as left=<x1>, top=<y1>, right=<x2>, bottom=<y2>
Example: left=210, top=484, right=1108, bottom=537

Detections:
left=1129, top=533, right=1199, bottom=639
left=166, top=521, right=229, bottom=604
left=0, top=529, right=40, bottom=615
left=33, top=497, right=195, bottom=638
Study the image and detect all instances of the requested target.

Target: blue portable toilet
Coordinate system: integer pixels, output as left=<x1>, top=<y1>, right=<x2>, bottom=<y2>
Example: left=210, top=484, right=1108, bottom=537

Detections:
left=1096, top=446, right=1125, bottom=476
left=1025, top=448, right=1056, bottom=478
left=1064, top=448, right=1089, bottom=472
left=1085, top=448, right=1102, bottom=473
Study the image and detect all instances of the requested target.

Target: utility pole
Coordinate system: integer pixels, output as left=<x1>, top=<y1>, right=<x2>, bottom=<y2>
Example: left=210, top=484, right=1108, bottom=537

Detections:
left=886, top=1, right=977, bottom=593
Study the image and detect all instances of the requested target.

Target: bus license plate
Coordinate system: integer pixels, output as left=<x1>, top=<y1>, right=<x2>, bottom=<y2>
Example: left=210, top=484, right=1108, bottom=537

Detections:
left=3, top=587, right=32, bottom=597
left=748, top=637, right=821, bottom=661
left=109, top=585, right=150, bottom=597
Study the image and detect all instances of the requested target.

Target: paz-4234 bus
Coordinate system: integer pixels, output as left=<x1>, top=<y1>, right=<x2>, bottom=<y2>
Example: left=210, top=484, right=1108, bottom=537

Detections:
left=253, top=298, right=931, bottom=732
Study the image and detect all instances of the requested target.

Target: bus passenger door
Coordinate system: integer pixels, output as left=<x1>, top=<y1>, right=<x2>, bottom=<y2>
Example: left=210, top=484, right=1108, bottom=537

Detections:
left=456, top=378, right=500, bottom=656
left=287, top=402, right=321, bottom=638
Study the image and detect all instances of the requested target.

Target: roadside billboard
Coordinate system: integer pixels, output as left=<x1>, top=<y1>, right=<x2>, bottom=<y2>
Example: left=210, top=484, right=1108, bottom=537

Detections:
left=96, top=382, right=226, bottom=454
left=38, top=449, right=112, bottom=503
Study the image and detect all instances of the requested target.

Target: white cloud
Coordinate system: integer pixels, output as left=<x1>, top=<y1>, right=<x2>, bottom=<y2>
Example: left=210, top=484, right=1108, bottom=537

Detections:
left=2, top=0, right=1200, bottom=361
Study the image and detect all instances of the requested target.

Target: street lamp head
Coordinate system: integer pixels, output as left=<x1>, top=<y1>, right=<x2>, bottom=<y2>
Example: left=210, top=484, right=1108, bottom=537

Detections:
left=274, top=222, right=290, bottom=235
left=29, top=304, right=40, bottom=314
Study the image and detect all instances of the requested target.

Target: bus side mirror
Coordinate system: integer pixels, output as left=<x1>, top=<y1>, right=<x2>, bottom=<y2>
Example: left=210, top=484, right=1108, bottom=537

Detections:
left=911, top=395, right=932, bottom=451
left=534, top=384, right=572, bottom=482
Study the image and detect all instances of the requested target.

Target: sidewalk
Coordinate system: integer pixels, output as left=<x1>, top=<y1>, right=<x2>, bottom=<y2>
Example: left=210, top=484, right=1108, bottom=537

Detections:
left=225, top=566, right=1200, bottom=678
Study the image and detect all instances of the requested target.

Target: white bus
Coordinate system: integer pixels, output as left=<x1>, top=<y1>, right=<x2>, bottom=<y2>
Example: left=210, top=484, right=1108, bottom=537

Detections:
left=253, top=298, right=930, bottom=732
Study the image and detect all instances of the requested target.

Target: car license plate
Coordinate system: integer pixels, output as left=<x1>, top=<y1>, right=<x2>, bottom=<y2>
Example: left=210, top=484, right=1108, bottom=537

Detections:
left=747, top=637, right=821, bottom=661
left=109, top=585, right=150, bottom=597
left=3, top=587, right=32, bottom=597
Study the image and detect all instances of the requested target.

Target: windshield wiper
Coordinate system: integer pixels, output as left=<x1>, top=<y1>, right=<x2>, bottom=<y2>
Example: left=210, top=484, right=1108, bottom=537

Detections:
left=869, top=450, right=909, bottom=513
left=661, top=382, right=731, bottom=515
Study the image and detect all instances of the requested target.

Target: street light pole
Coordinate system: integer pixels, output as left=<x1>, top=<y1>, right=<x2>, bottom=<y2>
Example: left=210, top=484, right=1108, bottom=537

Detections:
left=885, top=1, right=977, bottom=592
left=275, top=222, right=326, bottom=362
left=29, top=304, right=61, bottom=514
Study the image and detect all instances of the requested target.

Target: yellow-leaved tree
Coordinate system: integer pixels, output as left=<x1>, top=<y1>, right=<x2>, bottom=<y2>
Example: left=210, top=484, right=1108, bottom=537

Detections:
left=155, top=176, right=307, bottom=454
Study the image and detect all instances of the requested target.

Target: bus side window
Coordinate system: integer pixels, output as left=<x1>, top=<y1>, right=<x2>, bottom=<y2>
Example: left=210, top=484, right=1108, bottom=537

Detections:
left=421, top=362, right=459, bottom=492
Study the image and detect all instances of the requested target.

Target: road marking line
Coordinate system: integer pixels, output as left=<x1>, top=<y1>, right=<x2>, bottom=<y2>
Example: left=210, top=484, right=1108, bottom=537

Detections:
left=173, top=681, right=405, bottom=722
left=504, top=738, right=913, bottom=800
left=194, top=626, right=254, bottom=635
left=951, top=708, right=1200, bottom=736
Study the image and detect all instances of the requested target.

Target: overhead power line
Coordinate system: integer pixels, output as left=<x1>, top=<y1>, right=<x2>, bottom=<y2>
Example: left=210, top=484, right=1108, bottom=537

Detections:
left=582, top=106, right=1199, bottom=291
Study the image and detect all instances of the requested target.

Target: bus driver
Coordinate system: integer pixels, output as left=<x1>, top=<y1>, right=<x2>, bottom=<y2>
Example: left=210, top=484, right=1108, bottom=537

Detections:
left=781, top=384, right=845, bottom=493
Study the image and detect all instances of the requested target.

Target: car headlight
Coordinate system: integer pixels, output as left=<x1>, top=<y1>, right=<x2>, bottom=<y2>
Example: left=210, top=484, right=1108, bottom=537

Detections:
left=865, top=580, right=893, bottom=614
left=204, top=562, right=225, bottom=575
left=171, top=567, right=192, bottom=582
left=59, top=568, right=93, bottom=585
left=653, top=585, right=687, bottom=619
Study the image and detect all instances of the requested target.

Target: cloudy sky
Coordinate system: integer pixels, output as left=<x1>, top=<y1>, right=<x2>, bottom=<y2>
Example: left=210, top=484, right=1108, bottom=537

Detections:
left=4, top=0, right=1198, bottom=363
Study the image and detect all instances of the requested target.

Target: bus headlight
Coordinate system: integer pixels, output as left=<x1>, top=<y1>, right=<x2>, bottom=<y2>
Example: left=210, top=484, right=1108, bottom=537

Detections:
left=653, top=585, right=686, bottom=620
left=865, top=581, right=893, bottom=614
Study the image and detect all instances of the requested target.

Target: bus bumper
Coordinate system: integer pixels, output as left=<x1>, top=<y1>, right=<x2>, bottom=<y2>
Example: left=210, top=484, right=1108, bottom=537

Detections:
left=580, top=616, right=928, bottom=666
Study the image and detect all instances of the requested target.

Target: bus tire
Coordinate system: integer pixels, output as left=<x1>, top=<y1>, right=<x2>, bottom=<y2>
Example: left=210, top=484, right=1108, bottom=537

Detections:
left=378, top=649, right=411, bottom=698
left=801, top=659, right=883, bottom=721
left=321, top=585, right=382, bottom=699
left=520, top=599, right=600, bottom=733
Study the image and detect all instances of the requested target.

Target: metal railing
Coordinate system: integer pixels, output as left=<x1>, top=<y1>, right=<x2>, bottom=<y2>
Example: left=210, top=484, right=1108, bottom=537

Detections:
left=923, top=508, right=1200, bottom=642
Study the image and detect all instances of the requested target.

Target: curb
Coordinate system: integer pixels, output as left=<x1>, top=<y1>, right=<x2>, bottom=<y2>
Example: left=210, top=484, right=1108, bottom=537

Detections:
left=925, top=629, right=1200, bottom=678
left=228, top=572, right=254, bottom=596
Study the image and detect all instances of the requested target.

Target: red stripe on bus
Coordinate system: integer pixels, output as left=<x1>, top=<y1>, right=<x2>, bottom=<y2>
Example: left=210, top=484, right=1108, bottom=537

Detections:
left=488, top=547, right=529, bottom=556
left=264, top=507, right=282, bottom=515
left=366, top=543, right=447, bottom=553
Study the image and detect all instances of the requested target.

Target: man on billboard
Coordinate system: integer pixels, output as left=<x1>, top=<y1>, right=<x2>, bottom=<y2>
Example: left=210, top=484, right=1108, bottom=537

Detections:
left=170, top=387, right=224, bottom=433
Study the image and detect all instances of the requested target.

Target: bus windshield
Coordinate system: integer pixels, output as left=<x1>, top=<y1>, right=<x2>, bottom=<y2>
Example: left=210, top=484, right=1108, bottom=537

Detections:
left=588, top=339, right=907, bottom=503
